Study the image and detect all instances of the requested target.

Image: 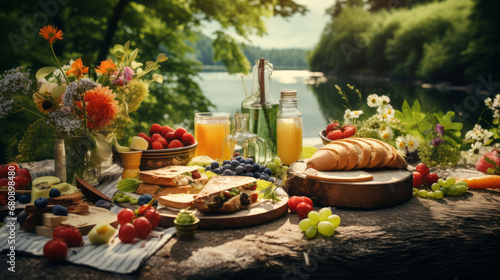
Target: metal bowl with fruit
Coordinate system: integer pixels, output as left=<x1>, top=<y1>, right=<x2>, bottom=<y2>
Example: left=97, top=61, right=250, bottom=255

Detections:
left=139, top=142, right=198, bottom=170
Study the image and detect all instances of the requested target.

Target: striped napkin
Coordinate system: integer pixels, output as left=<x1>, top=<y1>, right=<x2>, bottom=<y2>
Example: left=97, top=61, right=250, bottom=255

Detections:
left=0, top=225, right=175, bottom=274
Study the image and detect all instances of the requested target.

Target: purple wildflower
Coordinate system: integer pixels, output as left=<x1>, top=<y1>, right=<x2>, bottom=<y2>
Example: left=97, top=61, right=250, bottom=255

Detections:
left=432, top=137, right=444, bottom=146
left=435, top=124, right=445, bottom=136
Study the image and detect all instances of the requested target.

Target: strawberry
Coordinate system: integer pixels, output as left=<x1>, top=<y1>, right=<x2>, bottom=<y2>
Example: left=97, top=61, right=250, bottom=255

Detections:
left=168, top=140, right=184, bottom=149
left=326, top=122, right=340, bottom=133
left=138, top=132, right=148, bottom=140
left=342, top=125, right=356, bottom=138
left=161, top=126, right=174, bottom=137
left=144, top=136, right=153, bottom=149
left=164, top=132, right=176, bottom=142
left=174, top=127, right=187, bottom=140
left=157, top=136, right=168, bottom=148
left=327, top=130, right=343, bottom=140
left=151, top=141, right=164, bottom=150
left=182, top=133, right=195, bottom=146
left=151, top=133, right=162, bottom=141
left=149, top=124, right=162, bottom=136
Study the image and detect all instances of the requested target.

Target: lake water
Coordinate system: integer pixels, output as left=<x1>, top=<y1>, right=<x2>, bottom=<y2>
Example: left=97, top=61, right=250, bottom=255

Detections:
left=196, top=70, right=482, bottom=138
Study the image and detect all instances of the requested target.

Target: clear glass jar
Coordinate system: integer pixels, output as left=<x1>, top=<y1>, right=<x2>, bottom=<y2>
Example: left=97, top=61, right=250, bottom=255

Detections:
left=277, top=90, right=303, bottom=165
left=241, top=59, right=278, bottom=160
left=223, top=113, right=268, bottom=164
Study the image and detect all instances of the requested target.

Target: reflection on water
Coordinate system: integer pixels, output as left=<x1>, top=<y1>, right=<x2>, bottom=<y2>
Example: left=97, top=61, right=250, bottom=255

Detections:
left=197, top=71, right=481, bottom=138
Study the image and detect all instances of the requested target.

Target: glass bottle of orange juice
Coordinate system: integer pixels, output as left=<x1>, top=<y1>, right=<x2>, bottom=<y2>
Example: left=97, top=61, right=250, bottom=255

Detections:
left=277, top=90, right=303, bottom=166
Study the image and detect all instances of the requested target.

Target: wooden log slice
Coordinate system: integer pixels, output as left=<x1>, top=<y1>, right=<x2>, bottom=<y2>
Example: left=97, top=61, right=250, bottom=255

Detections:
left=284, top=161, right=412, bottom=209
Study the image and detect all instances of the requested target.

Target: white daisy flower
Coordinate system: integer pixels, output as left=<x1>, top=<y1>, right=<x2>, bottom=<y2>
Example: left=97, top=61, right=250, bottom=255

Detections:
left=405, top=135, right=420, bottom=153
left=494, top=110, right=500, bottom=119
left=493, top=94, right=500, bottom=108
left=395, top=136, right=406, bottom=152
left=379, top=127, right=394, bottom=141
left=465, top=124, right=486, bottom=142
left=379, top=95, right=391, bottom=106
left=367, top=94, right=381, bottom=108
left=485, top=97, right=493, bottom=109
left=343, top=109, right=351, bottom=121
left=378, top=105, right=395, bottom=123
left=349, top=110, right=363, bottom=119
left=469, top=142, right=486, bottom=156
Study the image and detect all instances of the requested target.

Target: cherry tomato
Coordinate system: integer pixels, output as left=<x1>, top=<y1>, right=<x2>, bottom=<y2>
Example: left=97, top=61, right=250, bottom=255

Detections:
left=133, top=217, right=152, bottom=239
left=43, top=239, right=67, bottom=260
left=118, top=223, right=136, bottom=243
left=144, top=209, right=161, bottom=229
left=415, top=163, right=429, bottom=177
left=424, top=173, right=439, bottom=186
left=117, top=208, right=136, bottom=225
left=296, top=202, right=314, bottom=220
left=288, top=196, right=313, bottom=213
left=413, top=172, right=423, bottom=187
left=53, top=225, right=83, bottom=247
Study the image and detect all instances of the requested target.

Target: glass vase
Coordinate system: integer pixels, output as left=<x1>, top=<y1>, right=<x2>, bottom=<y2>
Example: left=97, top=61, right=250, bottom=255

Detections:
left=63, top=135, right=99, bottom=185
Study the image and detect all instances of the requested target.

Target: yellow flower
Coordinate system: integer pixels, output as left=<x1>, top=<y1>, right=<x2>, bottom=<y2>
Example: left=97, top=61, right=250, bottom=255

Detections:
left=65, top=58, right=89, bottom=79
left=33, top=92, right=54, bottom=114
left=39, top=25, right=63, bottom=44
left=126, top=79, right=149, bottom=112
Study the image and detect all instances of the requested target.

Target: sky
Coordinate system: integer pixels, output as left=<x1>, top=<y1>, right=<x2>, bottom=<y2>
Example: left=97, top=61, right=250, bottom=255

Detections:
left=201, top=0, right=334, bottom=49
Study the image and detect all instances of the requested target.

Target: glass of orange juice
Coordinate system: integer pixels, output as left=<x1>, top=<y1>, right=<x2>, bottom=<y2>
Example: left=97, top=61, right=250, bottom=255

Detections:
left=194, top=112, right=230, bottom=161
left=277, top=117, right=303, bottom=165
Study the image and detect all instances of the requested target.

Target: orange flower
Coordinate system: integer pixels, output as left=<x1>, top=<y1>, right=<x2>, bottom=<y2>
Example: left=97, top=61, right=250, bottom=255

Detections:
left=78, top=86, right=118, bottom=130
left=95, top=59, right=118, bottom=75
left=39, top=25, right=64, bottom=44
left=66, top=58, right=89, bottom=79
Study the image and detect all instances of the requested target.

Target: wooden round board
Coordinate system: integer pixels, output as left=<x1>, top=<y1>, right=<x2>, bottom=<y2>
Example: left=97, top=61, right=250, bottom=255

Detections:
left=157, top=190, right=289, bottom=229
left=285, top=161, right=412, bottom=209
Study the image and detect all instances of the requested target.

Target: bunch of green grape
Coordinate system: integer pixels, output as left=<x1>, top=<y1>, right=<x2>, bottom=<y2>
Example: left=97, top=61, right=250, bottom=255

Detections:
left=265, top=157, right=289, bottom=175
left=299, top=207, right=341, bottom=239
left=413, top=177, right=468, bottom=199
left=113, top=192, right=138, bottom=205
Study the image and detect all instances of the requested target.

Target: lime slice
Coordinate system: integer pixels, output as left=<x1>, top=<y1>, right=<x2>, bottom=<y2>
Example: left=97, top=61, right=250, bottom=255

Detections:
left=188, top=155, right=214, bottom=167
left=299, top=146, right=318, bottom=159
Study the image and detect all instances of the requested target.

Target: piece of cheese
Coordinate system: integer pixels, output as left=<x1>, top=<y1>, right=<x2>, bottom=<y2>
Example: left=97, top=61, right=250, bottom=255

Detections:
left=30, top=181, right=79, bottom=204
left=32, top=176, right=61, bottom=187
left=42, top=213, right=69, bottom=227
left=130, top=136, right=149, bottom=150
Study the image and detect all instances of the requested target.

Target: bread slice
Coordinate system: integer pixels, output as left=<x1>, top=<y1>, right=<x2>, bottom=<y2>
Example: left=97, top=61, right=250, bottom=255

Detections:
left=158, top=194, right=195, bottom=209
left=332, top=141, right=358, bottom=170
left=307, top=149, right=339, bottom=170
left=368, top=138, right=397, bottom=168
left=322, top=143, right=349, bottom=170
left=385, top=152, right=408, bottom=169
left=136, top=183, right=191, bottom=197
left=355, top=138, right=386, bottom=169
left=341, top=138, right=371, bottom=169
left=139, top=165, right=204, bottom=186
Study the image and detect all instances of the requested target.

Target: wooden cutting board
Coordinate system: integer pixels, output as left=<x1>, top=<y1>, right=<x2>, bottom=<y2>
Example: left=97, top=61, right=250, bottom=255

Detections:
left=157, top=190, right=289, bottom=229
left=285, top=161, right=412, bottom=209
left=35, top=206, right=118, bottom=237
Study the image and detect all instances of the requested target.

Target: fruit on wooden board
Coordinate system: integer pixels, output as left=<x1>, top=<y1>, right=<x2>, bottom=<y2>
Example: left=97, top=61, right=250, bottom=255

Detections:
left=88, top=223, right=117, bottom=245
left=130, top=136, right=149, bottom=151
left=43, top=239, right=67, bottom=260
left=53, top=224, right=83, bottom=247
left=31, top=178, right=79, bottom=204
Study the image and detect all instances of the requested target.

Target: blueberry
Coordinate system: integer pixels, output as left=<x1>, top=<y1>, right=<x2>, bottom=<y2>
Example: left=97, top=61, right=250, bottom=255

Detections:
left=238, top=159, right=246, bottom=164
left=213, top=168, right=221, bottom=175
left=34, top=197, right=48, bottom=208
left=244, top=172, right=253, bottom=177
left=230, top=160, right=239, bottom=169
left=138, top=194, right=154, bottom=206
left=19, top=194, right=31, bottom=204
left=95, top=200, right=113, bottom=210
left=222, top=164, right=232, bottom=171
left=244, top=164, right=253, bottom=172
left=253, top=172, right=261, bottom=179
left=259, top=174, right=269, bottom=180
left=211, top=161, right=220, bottom=170
left=223, top=169, right=233, bottom=176
left=252, top=164, right=260, bottom=172
left=235, top=156, right=243, bottom=161
left=52, top=204, right=69, bottom=216
left=222, top=160, right=230, bottom=166
left=245, top=158, right=255, bottom=165
left=235, top=166, right=244, bottom=175
left=259, top=165, right=265, bottom=172
left=205, top=165, right=211, bottom=171
left=268, top=177, right=275, bottom=183
left=264, top=168, right=273, bottom=176
left=49, top=188, right=61, bottom=198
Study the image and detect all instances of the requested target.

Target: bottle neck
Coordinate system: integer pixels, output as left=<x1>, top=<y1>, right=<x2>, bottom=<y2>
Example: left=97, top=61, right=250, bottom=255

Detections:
left=279, top=98, right=300, bottom=118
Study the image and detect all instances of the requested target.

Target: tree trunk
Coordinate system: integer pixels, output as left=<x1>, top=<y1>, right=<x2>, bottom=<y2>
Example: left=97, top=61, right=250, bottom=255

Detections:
left=96, top=0, right=130, bottom=65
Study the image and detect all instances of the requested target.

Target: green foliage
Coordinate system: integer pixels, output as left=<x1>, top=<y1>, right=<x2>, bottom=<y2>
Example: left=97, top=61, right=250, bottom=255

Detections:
left=394, top=99, right=433, bottom=138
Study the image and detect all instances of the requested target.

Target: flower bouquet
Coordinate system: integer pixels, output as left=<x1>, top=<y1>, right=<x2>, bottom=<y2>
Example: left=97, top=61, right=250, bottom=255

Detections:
left=0, top=25, right=167, bottom=184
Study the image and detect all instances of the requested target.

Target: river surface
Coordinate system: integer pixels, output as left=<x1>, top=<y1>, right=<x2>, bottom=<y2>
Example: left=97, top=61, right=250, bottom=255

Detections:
left=196, top=70, right=484, bottom=138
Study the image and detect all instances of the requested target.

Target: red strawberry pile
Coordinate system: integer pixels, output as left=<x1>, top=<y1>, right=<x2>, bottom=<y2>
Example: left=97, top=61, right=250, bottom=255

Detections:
left=0, top=162, right=31, bottom=205
left=138, top=124, right=196, bottom=150
left=323, top=122, right=356, bottom=141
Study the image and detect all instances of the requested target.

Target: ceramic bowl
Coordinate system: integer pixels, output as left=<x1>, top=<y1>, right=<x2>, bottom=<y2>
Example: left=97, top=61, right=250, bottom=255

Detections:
left=319, top=129, right=333, bottom=145
left=138, top=142, right=198, bottom=170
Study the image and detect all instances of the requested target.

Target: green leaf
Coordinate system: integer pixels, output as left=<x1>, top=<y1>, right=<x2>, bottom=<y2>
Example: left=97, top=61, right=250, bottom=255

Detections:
left=401, top=100, right=411, bottom=116
left=36, top=66, right=57, bottom=80
left=117, top=178, right=142, bottom=192
left=157, top=53, right=168, bottom=62
left=129, top=48, right=139, bottom=63
left=51, top=85, right=66, bottom=101
left=152, top=73, right=163, bottom=83
left=411, top=99, right=421, bottom=115
left=258, top=180, right=281, bottom=202
left=145, top=61, right=155, bottom=69
left=123, top=41, right=130, bottom=52
left=131, top=61, right=143, bottom=69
